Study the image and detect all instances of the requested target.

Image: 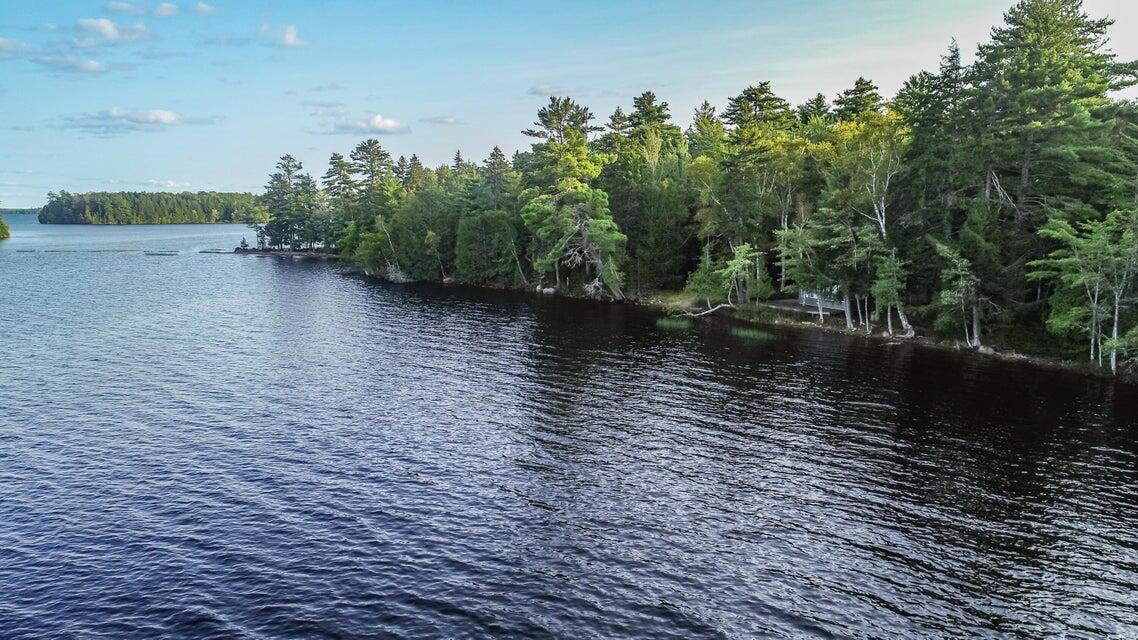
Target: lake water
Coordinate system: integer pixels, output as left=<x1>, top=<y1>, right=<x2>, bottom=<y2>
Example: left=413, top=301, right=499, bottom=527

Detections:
left=2, top=214, right=1137, bottom=639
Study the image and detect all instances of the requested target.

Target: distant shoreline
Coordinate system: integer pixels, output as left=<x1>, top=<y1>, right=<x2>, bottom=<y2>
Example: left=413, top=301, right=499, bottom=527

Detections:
left=232, top=248, right=340, bottom=259
left=36, top=221, right=251, bottom=226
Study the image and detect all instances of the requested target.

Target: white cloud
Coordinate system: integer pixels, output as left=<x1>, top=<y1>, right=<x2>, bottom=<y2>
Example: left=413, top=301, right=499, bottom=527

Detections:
left=420, top=116, right=462, bottom=125
left=61, top=107, right=212, bottom=135
left=280, top=24, right=306, bottom=47
left=76, top=18, right=151, bottom=43
left=33, top=55, right=106, bottom=74
left=321, top=113, right=410, bottom=135
left=194, top=2, right=217, bottom=15
left=145, top=179, right=191, bottom=188
left=0, top=38, right=28, bottom=58
left=105, top=1, right=146, bottom=15
left=260, top=24, right=307, bottom=48
left=154, top=3, right=180, bottom=17
left=113, top=107, right=182, bottom=124
left=527, top=84, right=568, bottom=97
left=78, top=18, right=119, bottom=39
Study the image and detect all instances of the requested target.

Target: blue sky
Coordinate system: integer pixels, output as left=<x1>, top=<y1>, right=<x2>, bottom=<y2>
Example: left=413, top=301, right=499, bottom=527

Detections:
left=1, top=0, right=1134, bottom=207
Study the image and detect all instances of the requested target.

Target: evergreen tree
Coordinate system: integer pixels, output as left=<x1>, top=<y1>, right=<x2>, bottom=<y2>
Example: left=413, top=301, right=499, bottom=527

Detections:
left=480, top=146, right=516, bottom=211
left=833, top=77, right=883, bottom=121
left=722, top=82, right=795, bottom=131
left=796, top=93, right=831, bottom=124
left=322, top=152, right=357, bottom=207
left=350, top=139, right=394, bottom=188
left=685, top=101, right=727, bottom=161
left=394, top=155, right=411, bottom=185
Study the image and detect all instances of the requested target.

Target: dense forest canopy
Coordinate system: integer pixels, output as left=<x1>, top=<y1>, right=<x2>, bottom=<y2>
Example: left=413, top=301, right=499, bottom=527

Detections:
left=38, top=191, right=267, bottom=225
left=255, top=0, right=1137, bottom=374
left=0, top=201, right=10, bottom=239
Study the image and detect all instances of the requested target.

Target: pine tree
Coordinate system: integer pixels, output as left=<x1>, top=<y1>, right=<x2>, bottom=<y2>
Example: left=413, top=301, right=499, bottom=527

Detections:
left=722, top=82, right=795, bottom=131
left=796, top=93, right=831, bottom=124
left=480, top=146, right=515, bottom=210
left=522, top=96, right=601, bottom=144
left=629, top=90, right=684, bottom=150
left=322, top=152, right=357, bottom=207
left=349, top=139, right=394, bottom=188
left=833, top=77, right=883, bottom=121
left=394, top=155, right=411, bottom=185
left=686, top=101, right=727, bottom=160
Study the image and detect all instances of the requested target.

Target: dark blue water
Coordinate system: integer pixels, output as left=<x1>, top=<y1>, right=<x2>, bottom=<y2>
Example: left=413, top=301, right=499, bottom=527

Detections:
left=2, top=214, right=1137, bottom=639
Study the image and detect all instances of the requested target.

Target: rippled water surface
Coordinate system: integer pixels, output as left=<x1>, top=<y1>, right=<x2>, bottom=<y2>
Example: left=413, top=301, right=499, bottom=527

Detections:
left=2, top=215, right=1137, bottom=639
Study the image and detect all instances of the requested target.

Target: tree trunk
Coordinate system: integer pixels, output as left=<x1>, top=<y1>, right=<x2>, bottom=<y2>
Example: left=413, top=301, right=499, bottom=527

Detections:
left=843, top=295, right=854, bottom=330
left=1112, top=298, right=1120, bottom=375
left=816, top=298, right=825, bottom=324
left=554, top=260, right=561, bottom=289
left=971, top=303, right=982, bottom=348
left=778, top=246, right=787, bottom=293
left=510, top=242, right=529, bottom=287
left=894, top=305, right=914, bottom=337
left=1089, top=307, right=1097, bottom=363
left=961, top=301, right=970, bottom=345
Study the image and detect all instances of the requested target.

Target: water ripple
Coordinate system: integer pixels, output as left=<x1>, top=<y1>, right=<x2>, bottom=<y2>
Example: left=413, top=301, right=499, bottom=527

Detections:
left=2, top=219, right=1138, bottom=638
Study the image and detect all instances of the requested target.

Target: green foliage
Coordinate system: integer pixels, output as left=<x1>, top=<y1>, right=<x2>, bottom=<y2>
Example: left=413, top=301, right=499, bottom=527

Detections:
left=871, top=250, right=907, bottom=309
left=722, top=82, right=795, bottom=131
left=686, top=101, right=727, bottom=161
left=521, top=182, right=627, bottom=298
left=455, top=210, right=523, bottom=286
left=247, top=0, right=1138, bottom=373
left=931, top=239, right=981, bottom=341
left=1031, top=209, right=1138, bottom=369
left=684, top=248, right=725, bottom=307
left=38, top=191, right=265, bottom=225
left=716, top=243, right=765, bottom=304
left=832, top=77, right=883, bottom=121
left=796, top=93, right=831, bottom=124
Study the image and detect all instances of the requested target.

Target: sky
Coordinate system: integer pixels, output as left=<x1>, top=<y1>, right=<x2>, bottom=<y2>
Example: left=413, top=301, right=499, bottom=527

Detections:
left=1, top=0, right=1135, bottom=208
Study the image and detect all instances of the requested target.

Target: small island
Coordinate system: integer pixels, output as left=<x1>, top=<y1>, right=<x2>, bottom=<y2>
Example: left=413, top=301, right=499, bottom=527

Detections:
left=37, top=191, right=267, bottom=225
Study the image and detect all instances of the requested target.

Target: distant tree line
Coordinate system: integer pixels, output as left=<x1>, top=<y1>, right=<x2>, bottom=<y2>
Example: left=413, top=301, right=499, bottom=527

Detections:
left=0, top=201, right=9, bottom=239
left=259, top=0, right=1138, bottom=374
left=38, top=191, right=267, bottom=225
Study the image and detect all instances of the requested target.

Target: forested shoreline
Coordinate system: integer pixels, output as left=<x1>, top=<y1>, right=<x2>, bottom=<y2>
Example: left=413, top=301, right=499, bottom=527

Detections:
left=248, top=0, right=1137, bottom=375
left=38, top=191, right=267, bottom=225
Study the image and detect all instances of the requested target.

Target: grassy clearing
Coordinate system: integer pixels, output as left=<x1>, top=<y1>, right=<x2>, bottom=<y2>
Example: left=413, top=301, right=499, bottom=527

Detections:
left=651, top=290, right=702, bottom=312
